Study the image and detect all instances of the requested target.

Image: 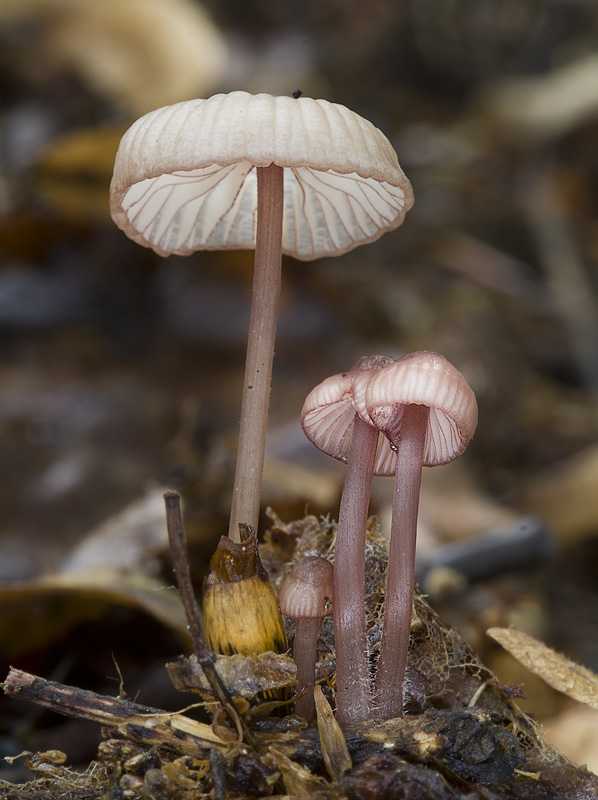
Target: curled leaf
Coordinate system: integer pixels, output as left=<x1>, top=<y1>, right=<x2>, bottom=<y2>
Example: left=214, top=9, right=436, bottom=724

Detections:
left=167, top=651, right=297, bottom=700
left=487, top=627, right=598, bottom=710
left=314, top=685, right=352, bottom=782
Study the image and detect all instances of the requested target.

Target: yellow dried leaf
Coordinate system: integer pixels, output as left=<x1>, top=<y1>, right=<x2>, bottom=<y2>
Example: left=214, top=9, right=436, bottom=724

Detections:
left=314, top=685, right=352, bottom=782
left=487, top=627, right=598, bottom=710
left=266, top=748, right=327, bottom=799
left=169, top=715, right=228, bottom=746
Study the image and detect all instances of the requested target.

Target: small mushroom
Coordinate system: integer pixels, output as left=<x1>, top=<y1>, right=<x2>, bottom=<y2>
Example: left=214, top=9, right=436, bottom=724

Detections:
left=110, top=91, right=413, bottom=541
left=278, top=555, right=334, bottom=724
left=301, top=355, right=396, bottom=725
left=364, top=351, right=478, bottom=720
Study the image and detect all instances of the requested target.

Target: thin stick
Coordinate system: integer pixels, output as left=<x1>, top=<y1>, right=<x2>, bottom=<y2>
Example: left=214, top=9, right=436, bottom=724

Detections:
left=164, top=491, right=256, bottom=747
left=3, top=667, right=226, bottom=757
left=228, top=164, right=284, bottom=541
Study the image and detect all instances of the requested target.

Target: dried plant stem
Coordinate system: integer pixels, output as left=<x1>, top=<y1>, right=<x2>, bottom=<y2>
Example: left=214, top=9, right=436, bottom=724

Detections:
left=229, top=164, right=284, bottom=541
left=164, top=491, right=256, bottom=747
left=3, top=667, right=225, bottom=757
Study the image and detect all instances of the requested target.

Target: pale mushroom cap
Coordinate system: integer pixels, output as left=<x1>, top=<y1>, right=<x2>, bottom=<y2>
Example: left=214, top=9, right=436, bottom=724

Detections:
left=278, top=556, right=334, bottom=619
left=109, top=91, right=414, bottom=259
left=300, top=356, right=398, bottom=476
left=365, top=351, right=478, bottom=467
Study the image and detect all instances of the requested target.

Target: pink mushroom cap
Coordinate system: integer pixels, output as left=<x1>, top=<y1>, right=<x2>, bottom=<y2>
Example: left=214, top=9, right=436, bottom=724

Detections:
left=279, top=556, right=334, bottom=620
left=364, top=351, right=478, bottom=467
left=301, top=355, right=398, bottom=476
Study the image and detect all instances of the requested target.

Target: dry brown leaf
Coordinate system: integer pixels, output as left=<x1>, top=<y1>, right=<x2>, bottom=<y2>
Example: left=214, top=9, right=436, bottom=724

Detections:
left=314, top=685, right=352, bottom=783
left=262, top=456, right=341, bottom=509
left=167, top=651, right=297, bottom=700
left=62, top=488, right=168, bottom=573
left=487, top=627, right=598, bottom=710
left=0, top=569, right=188, bottom=658
left=0, top=489, right=192, bottom=657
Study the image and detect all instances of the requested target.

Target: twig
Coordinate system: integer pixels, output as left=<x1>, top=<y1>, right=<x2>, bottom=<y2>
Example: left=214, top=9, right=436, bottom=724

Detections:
left=163, top=490, right=256, bottom=748
left=3, top=667, right=225, bottom=757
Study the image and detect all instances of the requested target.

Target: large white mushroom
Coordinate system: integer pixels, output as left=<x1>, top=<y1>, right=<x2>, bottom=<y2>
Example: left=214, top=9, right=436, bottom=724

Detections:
left=110, top=91, right=414, bottom=541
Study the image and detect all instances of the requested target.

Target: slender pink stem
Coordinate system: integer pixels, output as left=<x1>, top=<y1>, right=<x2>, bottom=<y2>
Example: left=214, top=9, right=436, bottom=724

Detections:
left=374, top=403, right=429, bottom=719
left=228, top=164, right=284, bottom=542
left=293, top=617, right=322, bottom=724
left=334, top=415, right=377, bottom=726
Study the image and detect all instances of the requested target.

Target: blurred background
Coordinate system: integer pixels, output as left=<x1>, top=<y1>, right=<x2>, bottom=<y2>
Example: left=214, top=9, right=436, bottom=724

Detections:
left=0, top=0, right=597, bottom=780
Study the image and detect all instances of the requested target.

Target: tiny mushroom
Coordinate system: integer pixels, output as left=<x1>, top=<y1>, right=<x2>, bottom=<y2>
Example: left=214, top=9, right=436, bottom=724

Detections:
left=364, top=351, right=478, bottom=720
left=278, top=555, right=334, bottom=724
left=301, top=355, right=397, bottom=726
left=110, top=91, right=413, bottom=542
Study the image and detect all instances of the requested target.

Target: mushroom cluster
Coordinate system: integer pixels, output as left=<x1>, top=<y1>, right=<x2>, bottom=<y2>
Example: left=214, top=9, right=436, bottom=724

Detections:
left=111, top=91, right=480, bottom=728
left=301, top=352, right=478, bottom=722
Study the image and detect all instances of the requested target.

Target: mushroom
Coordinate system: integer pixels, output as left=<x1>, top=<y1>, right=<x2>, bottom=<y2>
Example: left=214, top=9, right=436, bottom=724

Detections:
left=110, top=91, right=413, bottom=542
left=301, top=355, right=397, bottom=725
left=364, top=351, right=478, bottom=719
left=278, top=555, right=334, bottom=724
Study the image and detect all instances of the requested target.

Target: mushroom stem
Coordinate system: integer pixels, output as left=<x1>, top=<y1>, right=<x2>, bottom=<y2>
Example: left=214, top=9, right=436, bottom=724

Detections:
left=374, top=402, right=429, bottom=719
left=334, top=415, right=377, bottom=726
left=293, top=617, right=323, bottom=723
left=228, top=164, right=284, bottom=542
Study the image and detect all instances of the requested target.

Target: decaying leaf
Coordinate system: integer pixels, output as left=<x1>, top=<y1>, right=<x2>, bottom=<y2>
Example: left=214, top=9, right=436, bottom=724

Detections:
left=314, top=684, right=352, bottom=783
left=0, top=568, right=188, bottom=658
left=520, top=444, right=598, bottom=542
left=487, top=627, right=598, bottom=710
left=0, top=489, right=188, bottom=658
left=54, top=0, right=227, bottom=114
left=167, top=651, right=297, bottom=700
left=265, top=747, right=329, bottom=799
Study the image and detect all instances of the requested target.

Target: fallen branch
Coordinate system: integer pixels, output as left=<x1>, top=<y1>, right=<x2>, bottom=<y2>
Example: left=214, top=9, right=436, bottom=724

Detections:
left=3, top=667, right=226, bottom=757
